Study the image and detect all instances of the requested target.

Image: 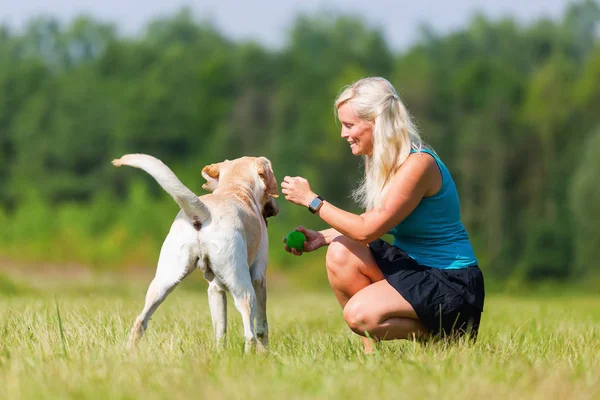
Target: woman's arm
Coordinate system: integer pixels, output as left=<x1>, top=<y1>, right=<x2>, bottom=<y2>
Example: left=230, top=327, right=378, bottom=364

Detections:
left=282, top=153, right=441, bottom=245
left=317, top=228, right=342, bottom=246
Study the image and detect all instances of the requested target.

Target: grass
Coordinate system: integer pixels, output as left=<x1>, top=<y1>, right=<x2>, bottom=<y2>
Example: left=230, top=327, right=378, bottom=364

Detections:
left=0, top=273, right=599, bottom=400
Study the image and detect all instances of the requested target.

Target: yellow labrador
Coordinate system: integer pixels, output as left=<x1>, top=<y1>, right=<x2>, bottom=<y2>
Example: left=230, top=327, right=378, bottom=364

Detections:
left=112, top=154, right=279, bottom=352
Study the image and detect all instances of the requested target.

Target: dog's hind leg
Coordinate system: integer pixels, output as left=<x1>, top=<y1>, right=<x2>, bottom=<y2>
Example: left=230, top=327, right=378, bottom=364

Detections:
left=210, top=234, right=257, bottom=353
left=229, top=279, right=257, bottom=354
left=207, top=281, right=227, bottom=349
left=128, top=237, right=196, bottom=348
left=213, top=265, right=257, bottom=353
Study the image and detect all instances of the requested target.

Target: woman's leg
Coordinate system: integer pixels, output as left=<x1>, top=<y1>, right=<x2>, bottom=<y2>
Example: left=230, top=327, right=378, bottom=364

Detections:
left=342, top=280, right=430, bottom=341
left=325, top=236, right=428, bottom=351
left=325, top=235, right=385, bottom=306
left=325, top=236, right=384, bottom=352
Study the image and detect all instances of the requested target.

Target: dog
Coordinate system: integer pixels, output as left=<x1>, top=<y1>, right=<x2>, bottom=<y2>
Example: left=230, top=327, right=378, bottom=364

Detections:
left=112, top=154, right=279, bottom=352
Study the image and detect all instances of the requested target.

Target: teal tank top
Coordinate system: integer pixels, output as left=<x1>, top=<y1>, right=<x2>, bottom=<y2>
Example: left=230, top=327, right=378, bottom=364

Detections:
left=388, top=149, right=478, bottom=269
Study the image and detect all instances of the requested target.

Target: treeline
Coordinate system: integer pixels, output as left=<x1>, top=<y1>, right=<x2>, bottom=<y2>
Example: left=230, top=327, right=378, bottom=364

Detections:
left=1, top=1, right=599, bottom=283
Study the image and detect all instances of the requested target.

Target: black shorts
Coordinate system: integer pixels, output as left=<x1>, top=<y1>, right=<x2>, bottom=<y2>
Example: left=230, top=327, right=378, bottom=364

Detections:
left=369, top=239, right=485, bottom=341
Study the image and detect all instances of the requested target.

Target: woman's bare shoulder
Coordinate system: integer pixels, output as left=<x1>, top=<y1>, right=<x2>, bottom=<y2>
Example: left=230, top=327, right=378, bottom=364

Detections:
left=393, top=152, right=441, bottom=196
left=399, top=151, right=438, bottom=173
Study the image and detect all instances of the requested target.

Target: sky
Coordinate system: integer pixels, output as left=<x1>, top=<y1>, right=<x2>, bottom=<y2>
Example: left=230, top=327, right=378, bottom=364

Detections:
left=1, top=0, right=575, bottom=50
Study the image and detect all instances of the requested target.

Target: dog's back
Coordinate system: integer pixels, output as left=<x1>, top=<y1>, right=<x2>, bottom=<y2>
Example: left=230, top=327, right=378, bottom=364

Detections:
left=193, top=192, right=265, bottom=270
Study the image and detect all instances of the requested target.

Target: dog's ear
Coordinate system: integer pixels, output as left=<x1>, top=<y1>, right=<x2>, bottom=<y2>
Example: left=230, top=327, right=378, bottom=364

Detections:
left=263, top=196, right=279, bottom=219
left=257, top=157, right=279, bottom=198
left=201, top=162, right=221, bottom=192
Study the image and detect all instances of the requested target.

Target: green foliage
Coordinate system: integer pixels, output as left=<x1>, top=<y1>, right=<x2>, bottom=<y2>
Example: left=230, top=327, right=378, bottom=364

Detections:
left=0, top=1, right=599, bottom=283
left=570, top=130, right=600, bottom=278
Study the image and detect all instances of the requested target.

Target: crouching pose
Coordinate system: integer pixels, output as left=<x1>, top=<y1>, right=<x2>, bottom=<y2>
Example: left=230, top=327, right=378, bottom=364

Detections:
left=281, top=77, right=485, bottom=353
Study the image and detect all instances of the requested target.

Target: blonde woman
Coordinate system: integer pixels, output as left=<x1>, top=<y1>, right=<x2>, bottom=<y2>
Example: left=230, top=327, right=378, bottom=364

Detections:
left=281, top=77, right=484, bottom=352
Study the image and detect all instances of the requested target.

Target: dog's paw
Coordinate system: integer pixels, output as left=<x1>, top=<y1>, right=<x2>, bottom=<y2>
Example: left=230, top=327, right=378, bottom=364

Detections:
left=256, top=342, right=269, bottom=354
left=127, top=319, right=145, bottom=349
left=257, top=332, right=269, bottom=351
left=244, top=337, right=257, bottom=354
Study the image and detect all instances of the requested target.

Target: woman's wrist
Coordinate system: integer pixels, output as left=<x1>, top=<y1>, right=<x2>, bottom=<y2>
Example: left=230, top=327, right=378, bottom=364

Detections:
left=316, top=233, right=328, bottom=249
left=305, top=191, right=318, bottom=206
left=319, top=228, right=341, bottom=247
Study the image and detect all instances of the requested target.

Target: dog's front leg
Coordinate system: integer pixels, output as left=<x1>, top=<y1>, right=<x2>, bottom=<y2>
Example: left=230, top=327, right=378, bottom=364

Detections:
left=252, top=277, right=268, bottom=352
left=207, top=282, right=227, bottom=349
left=251, top=238, right=270, bottom=352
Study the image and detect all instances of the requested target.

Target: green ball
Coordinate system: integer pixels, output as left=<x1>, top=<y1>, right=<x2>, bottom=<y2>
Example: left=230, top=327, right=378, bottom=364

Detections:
left=286, top=231, right=306, bottom=251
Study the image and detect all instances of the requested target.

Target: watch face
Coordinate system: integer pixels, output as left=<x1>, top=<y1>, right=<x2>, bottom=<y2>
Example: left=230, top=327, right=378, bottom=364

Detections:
left=309, top=197, right=322, bottom=209
left=308, top=196, right=323, bottom=213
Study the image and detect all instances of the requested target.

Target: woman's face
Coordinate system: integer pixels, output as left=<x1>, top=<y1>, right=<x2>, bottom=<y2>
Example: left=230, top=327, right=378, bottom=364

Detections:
left=338, top=102, right=374, bottom=156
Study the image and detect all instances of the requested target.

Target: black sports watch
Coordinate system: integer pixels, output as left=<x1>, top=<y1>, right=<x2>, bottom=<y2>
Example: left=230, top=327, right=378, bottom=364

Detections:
left=308, top=195, right=324, bottom=214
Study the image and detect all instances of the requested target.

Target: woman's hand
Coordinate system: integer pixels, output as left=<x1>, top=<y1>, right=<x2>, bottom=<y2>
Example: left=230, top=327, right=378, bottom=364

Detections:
left=283, top=226, right=325, bottom=256
left=281, top=176, right=317, bottom=207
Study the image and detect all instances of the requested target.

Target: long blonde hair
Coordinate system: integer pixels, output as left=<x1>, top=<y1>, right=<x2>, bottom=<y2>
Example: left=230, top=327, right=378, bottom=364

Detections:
left=335, top=77, right=422, bottom=210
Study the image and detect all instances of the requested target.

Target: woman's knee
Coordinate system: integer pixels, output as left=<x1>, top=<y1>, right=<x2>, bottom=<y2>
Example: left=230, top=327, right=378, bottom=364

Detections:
left=343, top=298, right=375, bottom=335
left=325, top=237, right=353, bottom=276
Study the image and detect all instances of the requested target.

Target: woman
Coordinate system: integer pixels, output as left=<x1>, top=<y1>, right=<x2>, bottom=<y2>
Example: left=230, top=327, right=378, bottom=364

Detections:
left=281, top=77, right=484, bottom=352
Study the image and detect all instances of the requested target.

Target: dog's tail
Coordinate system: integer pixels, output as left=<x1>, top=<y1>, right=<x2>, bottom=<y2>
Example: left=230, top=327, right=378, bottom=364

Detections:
left=112, top=153, right=210, bottom=223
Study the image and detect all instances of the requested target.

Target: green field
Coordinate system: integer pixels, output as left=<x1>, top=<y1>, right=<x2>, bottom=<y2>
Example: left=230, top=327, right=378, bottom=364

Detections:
left=1, top=272, right=599, bottom=400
